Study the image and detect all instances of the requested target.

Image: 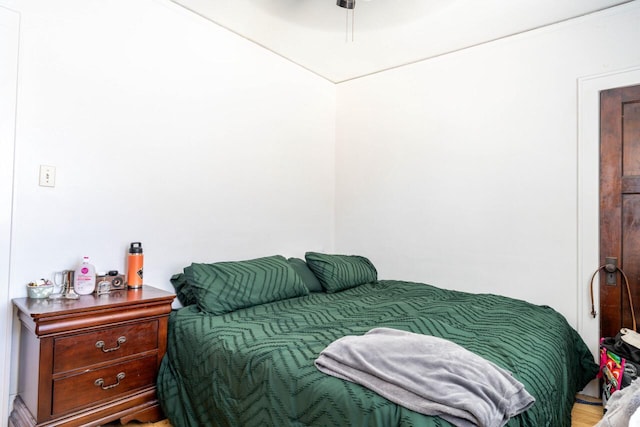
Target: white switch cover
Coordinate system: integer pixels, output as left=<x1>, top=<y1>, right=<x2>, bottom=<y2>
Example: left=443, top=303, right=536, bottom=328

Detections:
left=39, top=165, right=56, bottom=187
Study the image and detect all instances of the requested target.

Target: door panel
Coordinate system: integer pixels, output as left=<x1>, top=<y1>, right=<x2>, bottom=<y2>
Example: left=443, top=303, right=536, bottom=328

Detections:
left=622, top=195, right=640, bottom=330
left=600, top=84, right=640, bottom=338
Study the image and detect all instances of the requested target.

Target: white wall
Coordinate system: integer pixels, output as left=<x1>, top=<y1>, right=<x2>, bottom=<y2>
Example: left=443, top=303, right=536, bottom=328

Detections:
left=4, top=0, right=336, bottom=292
left=334, top=2, right=640, bottom=358
left=0, top=0, right=336, bottom=413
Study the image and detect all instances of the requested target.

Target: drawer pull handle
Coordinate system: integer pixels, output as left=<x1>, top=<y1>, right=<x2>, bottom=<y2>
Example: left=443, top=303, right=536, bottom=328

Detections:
left=95, top=336, right=126, bottom=352
left=94, top=372, right=125, bottom=390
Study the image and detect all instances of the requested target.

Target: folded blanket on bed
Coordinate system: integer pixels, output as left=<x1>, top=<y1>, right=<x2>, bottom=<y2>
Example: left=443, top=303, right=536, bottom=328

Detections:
left=315, top=327, right=535, bottom=427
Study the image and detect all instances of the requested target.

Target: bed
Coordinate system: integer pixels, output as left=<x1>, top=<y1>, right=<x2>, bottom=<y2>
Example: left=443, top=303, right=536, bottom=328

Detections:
left=157, top=253, right=598, bottom=427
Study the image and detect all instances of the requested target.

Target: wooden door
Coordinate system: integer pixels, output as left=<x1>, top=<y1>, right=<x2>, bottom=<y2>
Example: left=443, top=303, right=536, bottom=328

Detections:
left=600, top=84, right=640, bottom=338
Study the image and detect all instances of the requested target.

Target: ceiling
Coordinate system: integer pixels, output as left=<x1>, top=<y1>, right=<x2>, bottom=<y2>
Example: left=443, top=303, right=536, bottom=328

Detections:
left=171, top=0, right=631, bottom=83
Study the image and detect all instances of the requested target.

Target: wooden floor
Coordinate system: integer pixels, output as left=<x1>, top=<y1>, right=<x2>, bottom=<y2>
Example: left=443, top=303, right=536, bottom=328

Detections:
left=572, top=394, right=603, bottom=427
left=113, top=397, right=603, bottom=426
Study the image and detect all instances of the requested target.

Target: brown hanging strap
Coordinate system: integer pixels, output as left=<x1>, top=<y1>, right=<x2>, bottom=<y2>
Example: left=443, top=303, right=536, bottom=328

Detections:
left=589, top=264, right=637, bottom=332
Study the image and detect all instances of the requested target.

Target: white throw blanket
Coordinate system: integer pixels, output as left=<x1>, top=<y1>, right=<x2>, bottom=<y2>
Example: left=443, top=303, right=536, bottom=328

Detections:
left=315, top=328, right=535, bottom=427
left=597, top=378, right=640, bottom=427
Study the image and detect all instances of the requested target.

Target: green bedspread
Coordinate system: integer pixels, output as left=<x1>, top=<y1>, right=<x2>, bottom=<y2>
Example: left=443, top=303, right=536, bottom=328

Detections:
left=157, top=280, right=598, bottom=427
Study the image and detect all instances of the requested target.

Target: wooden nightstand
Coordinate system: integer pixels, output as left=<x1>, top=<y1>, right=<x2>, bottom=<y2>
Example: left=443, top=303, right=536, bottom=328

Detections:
left=9, top=286, right=175, bottom=427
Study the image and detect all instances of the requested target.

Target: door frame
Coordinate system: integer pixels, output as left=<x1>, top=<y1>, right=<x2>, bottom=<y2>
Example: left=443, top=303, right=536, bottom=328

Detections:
left=578, top=67, right=640, bottom=360
left=0, top=5, right=19, bottom=422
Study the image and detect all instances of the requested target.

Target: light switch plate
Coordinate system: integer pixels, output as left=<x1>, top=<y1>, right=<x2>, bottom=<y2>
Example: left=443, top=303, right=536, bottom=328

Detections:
left=39, top=165, right=55, bottom=187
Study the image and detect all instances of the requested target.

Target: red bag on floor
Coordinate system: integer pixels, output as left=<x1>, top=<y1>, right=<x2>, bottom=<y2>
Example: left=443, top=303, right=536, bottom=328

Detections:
left=599, top=335, right=640, bottom=405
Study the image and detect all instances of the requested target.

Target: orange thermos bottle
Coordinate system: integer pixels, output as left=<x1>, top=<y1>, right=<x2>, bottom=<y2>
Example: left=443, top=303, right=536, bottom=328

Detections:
left=127, top=242, right=144, bottom=289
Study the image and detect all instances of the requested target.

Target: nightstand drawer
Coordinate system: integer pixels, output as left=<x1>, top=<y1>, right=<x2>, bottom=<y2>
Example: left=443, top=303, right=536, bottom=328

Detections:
left=53, top=321, right=159, bottom=373
left=51, top=354, right=157, bottom=416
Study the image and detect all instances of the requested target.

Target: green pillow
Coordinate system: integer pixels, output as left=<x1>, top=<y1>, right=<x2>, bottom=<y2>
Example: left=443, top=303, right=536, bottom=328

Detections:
left=185, top=255, right=309, bottom=315
left=305, top=252, right=377, bottom=293
left=288, top=257, right=323, bottom=292
left=170, top=273, right=197, bottom=306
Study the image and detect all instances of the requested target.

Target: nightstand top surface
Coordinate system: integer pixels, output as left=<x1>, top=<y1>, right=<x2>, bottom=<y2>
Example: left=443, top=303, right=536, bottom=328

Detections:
left=13, top=285, right=175, bottom=319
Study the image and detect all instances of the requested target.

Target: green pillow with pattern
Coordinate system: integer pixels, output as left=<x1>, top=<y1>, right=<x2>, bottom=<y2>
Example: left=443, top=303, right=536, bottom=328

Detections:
left=170, top=273, right=197, bottom=306
left=185, top=255, right=309, bottom=315
left=288, top=257, right=324, bottom=292
left=305, top=252, right=377, bottom=293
